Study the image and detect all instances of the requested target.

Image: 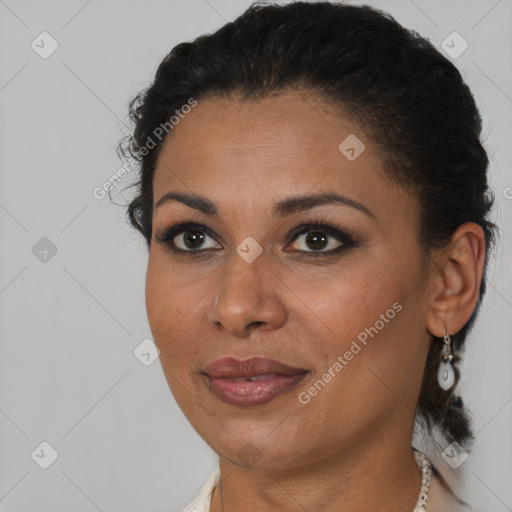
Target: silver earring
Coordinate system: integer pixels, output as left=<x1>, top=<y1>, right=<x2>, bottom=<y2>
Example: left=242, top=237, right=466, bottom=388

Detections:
left=437, top=326, right=455, bottom=390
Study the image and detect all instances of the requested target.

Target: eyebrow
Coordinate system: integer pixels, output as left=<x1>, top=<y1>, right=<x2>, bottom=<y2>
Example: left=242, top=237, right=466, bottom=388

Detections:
left=155, top=191, right=375, bottom=219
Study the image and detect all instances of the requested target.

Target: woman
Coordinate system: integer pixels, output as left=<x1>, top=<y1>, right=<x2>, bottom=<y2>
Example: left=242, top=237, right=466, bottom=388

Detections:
left=119, top=2, right=497, bottom=510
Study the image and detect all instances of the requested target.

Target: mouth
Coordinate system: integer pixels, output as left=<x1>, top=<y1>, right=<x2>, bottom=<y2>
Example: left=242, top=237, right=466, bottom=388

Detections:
left=202, top=356, right=309, bottom=407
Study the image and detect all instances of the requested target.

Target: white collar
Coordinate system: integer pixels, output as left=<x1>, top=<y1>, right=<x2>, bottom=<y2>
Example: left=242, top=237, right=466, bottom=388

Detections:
left=181, top=467, right=220, bottom=512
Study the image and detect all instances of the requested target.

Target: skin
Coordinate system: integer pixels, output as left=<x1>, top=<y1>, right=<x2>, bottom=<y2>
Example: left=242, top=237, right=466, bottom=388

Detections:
left=145, top=92, right=486, bottom=512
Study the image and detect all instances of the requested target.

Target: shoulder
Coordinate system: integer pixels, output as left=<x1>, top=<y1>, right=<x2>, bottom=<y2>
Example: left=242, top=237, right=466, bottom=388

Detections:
left=179, top=467, right=220, bottom=512
left=428, top=471, right=473, bottom=512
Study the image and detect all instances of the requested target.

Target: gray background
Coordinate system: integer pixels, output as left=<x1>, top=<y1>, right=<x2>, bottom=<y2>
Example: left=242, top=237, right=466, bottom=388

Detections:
left=0, top=0, right=511, bottom=511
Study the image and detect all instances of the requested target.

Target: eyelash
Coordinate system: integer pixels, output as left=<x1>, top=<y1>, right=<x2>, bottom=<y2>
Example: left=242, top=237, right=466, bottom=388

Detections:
left=154, top=219, right=357, bottom=258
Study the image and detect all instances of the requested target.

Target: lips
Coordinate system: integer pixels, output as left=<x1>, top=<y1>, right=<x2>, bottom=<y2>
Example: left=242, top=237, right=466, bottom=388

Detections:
left=202, top=356, right=309, bottom=406
left=204, top=356, right=307, bottom=379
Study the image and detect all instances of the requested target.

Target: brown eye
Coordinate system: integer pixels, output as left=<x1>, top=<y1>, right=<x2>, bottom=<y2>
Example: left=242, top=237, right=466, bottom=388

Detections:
left=289, top=230, right=343, bottom=253
left=284, top=220, right=357, bottom=258
left=154, top=222, right=222, bottom=252
left=177, top=230, right=206, bottom=250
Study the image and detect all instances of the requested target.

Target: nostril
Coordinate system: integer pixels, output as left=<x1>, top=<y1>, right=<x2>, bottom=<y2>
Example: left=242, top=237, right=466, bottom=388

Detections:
left=246, top=321, right=265, bottom=331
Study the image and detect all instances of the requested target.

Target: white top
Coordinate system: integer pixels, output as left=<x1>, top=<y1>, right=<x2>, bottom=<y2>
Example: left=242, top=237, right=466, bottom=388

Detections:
left=181, top=466, right=473, bottom=512
left=181, top=467, right=220, bottom=512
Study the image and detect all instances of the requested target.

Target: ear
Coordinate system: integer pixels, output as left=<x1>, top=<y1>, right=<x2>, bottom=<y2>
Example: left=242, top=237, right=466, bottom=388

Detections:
left=425, top=222, right=487, bottom=337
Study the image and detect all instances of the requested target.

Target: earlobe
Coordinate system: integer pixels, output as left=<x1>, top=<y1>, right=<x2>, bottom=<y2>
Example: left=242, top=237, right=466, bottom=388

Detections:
left=425, top=222, right=486, bottom=337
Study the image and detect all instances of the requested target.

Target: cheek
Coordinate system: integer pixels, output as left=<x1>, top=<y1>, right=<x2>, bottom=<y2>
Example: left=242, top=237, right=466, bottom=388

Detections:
left=288, top=261, right=390, bottom=345
left=308, top=243, right=423, bottom=340
left=145, top=261, right=172, bottom=339
left=303, top=267, right=425, bottom=417
left=295, top=257, right=419, bottom=380
left=145, top=256, right=204, bottom=357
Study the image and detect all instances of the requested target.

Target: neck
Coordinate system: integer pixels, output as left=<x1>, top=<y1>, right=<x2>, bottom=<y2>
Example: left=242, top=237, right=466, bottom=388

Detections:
left=210, top=424, right=423, bottom=512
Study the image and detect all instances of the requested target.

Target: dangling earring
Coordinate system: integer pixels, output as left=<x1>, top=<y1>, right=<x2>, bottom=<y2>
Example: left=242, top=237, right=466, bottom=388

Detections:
left=437, top=325, right=455, bottom=390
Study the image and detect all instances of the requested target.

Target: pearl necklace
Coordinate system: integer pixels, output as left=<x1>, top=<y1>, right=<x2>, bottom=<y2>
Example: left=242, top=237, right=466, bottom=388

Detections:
left=413, top=449, right=433, bottom=511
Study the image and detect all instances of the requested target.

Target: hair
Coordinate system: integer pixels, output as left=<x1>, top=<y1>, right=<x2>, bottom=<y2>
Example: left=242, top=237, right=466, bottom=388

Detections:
left=118, top=1, right=497, bottom=450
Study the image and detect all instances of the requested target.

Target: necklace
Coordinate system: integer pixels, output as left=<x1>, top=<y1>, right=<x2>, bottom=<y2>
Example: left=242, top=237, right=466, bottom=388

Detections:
left=211, top=449, right=433, bottom=512
left=413, top=449, right=433, bottom=511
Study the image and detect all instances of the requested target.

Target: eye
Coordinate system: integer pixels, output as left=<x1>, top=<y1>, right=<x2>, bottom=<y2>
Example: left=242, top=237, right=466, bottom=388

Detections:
left=286, top=220, right=356, bottom=257
left=154, top=222, right=222, bottom=253
left=289, top=231, right=341, bottom=253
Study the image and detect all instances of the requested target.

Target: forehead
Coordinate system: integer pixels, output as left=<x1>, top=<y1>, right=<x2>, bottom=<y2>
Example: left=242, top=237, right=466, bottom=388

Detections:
left=152, top=92, right=411, bottom=223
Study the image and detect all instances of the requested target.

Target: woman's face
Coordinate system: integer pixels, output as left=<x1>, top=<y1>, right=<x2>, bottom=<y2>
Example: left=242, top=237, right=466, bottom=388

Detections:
left=146, top=92, right=434, bottom=469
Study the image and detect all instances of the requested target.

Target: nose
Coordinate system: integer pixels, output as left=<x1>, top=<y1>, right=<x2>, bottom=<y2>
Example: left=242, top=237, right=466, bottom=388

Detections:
left=207, top=250, right=287, bottom=337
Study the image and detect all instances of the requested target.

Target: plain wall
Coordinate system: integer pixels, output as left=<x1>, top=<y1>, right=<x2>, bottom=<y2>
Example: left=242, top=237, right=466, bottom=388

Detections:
left=0, top=1, right=511, bottom=511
